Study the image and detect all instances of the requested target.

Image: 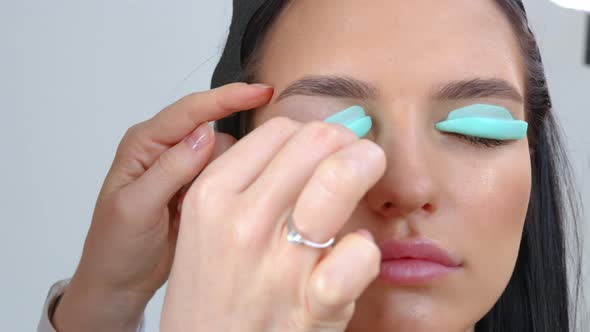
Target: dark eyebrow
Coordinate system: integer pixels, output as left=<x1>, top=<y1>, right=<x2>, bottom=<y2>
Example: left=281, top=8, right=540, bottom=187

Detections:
left=274, top=75, right=379, bottom=103
left=274, top=75, right=524, bottom=104
left=432, top=78, right=524, bottom=103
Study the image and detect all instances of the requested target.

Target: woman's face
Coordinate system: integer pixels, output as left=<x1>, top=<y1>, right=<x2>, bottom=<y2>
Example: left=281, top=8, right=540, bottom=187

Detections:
left=248, top=0, right=532, bottom=331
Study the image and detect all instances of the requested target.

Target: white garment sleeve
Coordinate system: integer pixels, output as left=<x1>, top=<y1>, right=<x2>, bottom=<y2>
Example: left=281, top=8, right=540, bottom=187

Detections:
left=37, top=279, right=146, bottom=332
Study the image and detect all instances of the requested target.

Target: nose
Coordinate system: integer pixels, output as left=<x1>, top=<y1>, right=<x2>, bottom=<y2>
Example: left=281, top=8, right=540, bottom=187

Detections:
left=365, top=109, right=438, bottom=219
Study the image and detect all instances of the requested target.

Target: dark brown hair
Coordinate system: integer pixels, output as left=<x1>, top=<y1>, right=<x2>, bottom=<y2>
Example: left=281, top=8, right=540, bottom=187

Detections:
left=214, top=1, right=584, bottom=330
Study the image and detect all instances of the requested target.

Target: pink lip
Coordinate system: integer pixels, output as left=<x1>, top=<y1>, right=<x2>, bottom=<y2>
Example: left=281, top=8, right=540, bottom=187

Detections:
left=377, top=238, right=462, bottom=285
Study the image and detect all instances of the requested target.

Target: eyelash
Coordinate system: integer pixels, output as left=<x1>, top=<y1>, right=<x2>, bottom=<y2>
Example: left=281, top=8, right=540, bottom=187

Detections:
left=447, top=133, right=510, bottom=148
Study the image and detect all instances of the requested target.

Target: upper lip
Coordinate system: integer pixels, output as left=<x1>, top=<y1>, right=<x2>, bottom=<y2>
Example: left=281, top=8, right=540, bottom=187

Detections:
left=377, top=238, right=462, bottom=267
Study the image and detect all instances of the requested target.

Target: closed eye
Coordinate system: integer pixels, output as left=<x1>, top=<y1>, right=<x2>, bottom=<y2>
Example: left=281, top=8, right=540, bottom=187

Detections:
left=446, top=132, right=511, bottom=148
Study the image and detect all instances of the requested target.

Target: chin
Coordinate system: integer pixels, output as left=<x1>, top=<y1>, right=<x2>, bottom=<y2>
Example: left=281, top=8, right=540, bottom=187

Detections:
left=345, top=281, right=480, bottom=332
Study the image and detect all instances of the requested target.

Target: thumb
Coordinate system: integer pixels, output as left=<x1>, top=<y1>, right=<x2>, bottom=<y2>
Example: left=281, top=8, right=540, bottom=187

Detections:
left=306, top=230, right=381, bottom=327
left=121, top=121, right=216, bottom=218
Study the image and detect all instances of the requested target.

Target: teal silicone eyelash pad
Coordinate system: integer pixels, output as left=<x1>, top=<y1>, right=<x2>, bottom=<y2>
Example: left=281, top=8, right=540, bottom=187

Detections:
left=435, top=104, right=528, bottom=140
left=323, top=105, right=372, bottom=138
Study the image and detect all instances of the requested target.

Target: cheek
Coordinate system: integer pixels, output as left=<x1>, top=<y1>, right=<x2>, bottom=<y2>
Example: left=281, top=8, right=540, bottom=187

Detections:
left=448, top=142, right=531, bottom=308
left=454, top=152, right=531, bottom=236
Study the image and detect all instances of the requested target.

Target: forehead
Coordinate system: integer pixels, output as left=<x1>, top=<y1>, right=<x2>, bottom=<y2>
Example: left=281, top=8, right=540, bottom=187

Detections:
left=255, top=0, right=525, bottom=99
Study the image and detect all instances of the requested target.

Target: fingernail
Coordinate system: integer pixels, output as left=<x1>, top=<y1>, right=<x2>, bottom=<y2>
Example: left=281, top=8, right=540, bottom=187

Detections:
left=185, top=122, right=212, bottom=150
left=251, top=83, right=273, bottom=89
left=355, top=229, right=374, bottom=242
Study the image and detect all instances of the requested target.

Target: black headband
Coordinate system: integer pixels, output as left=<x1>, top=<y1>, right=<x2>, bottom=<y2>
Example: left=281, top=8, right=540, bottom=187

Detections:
left=210, top=0, right=531, bottom=89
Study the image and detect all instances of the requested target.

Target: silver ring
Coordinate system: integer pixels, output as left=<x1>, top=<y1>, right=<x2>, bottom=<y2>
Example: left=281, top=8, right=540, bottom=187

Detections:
left=286, top=214, right=335, bottom=249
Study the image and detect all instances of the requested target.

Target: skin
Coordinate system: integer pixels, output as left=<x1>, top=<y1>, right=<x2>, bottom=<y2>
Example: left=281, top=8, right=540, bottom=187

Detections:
left=61, top=0, right=531, bottom=331
left=247, top=0, right=532, bottom=331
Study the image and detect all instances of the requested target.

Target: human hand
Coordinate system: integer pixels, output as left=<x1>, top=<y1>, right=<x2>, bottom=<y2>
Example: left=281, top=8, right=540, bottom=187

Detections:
left=52, top=83, right=274, bottom=332
left=160, top=115, right=386, bottom=331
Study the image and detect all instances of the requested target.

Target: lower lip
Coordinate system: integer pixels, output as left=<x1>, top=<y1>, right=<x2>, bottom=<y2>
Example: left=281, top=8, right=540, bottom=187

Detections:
left=378, top=259, right=460, bottom=285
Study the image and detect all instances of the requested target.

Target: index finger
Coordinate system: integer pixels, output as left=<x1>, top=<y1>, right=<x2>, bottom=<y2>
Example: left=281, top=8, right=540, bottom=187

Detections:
left=142, top=82, right=274, bottom=144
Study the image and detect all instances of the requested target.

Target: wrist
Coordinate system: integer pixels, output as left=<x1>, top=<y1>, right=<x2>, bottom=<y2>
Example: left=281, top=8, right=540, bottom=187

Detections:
left=52, top=274, right=148, bottom=332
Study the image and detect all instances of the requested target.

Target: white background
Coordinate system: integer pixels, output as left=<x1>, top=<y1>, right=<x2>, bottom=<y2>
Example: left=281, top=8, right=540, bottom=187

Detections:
left=3, top=0, right=588, bottom=330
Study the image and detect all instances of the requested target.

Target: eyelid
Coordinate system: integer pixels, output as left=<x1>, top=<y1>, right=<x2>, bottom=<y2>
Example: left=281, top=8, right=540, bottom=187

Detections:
left=436, top=104, right=528, bottom=140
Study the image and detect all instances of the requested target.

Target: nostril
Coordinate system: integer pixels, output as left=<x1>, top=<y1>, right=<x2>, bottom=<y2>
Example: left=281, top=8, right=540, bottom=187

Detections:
left=423, top=203, right=434, bottom=213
